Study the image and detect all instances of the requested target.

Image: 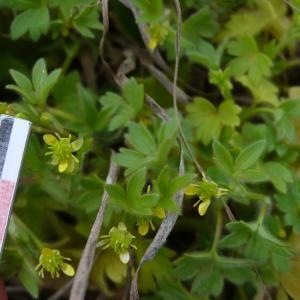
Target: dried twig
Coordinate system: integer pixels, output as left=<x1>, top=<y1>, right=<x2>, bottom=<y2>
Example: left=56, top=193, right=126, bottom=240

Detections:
left=141, top=62, right=190, bottom=104
left=69, top=152, right=120, bottom=300
left=47, top=279, right=74, bottom=300
left=99, top=0, right=121, bottom=87
left=145, top=95, right=169, bottom=122
left=169, top=0, right=204, bottom=176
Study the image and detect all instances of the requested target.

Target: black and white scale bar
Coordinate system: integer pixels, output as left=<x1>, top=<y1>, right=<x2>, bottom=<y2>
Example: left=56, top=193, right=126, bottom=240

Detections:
left=0, top=114, right=31, bottom=255
left=0, top=115, right=31, bottom=181
left=0, top=118, right=14, bottom=178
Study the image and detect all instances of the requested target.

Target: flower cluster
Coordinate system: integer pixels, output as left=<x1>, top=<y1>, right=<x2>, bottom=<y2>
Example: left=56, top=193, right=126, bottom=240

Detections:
left=185, top=178, right=228, bottom=216
left=43, top=133, right=83, bottom=173
left=35, top=248, right=75, bottom=278
left=98, top=222, right=136, bottom=264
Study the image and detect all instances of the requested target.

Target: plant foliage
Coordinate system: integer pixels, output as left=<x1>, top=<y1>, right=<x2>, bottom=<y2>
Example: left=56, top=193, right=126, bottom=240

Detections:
left=1, top=0, right=300, bottom=299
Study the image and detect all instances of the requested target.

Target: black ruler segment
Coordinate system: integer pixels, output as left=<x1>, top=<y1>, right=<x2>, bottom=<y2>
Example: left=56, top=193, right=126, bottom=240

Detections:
left=0, top=118, right=14, bottom=178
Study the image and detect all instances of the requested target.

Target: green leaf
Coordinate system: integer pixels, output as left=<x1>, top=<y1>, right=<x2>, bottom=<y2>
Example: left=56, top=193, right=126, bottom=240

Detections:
left=218, top=10, right=269, bottom=40
left=186, top=40, right=225, bottom=70
left=237, top=76, right=279, bottom=106
left=73, top=7, right=102, bottom=38
left=130, top=0, right=163, bottom=22
left=174, top=252, right=253, bottom=297
left=235, top=169, right=269, bottom=183
left=126, top=123, right=157, bottom=155
left=106, top=184, right=126, bottom=207
left=136, top=241, right=175, bottom=292
left=213, top=140, right=233, bottom=174
left=9, top=70, right=32, bottom=91
left=41, top=69, right=61, bottom=100
left=123, top=78, right=144, bottom=113
left=219, top=221, right=250, bottom=248
left=227, top=35, right=273, bottom=82
left=32, top=58, right=47, bottom=90
left=7, top=58, right=61, bottom=106
left=99, top=78, right=144, bottom=130
left=218, top=101, right=241, bottom=126
left=107, top=170, right=158, bottom=215
left=156, top=167, right=195, bottom=212
left=191, top=263, right=223, bottom=297
left=275, top=184, right=300, bottom=233
left=115, top=120, right=177, bottom=174
left=234, top=140, right=265, bottom=171
left=169, top=174, right=196, bottom=195
left=183, top=7, right=219, bottom=41
left=187, top=98, right=241, bottom=145
left=10, top=6, right=50, bottom=41
left=220, top=221, right=293, bottom=269
left=261, top=162, right=293, bottom=193
left=19, top=263, right=39, bottom=298
left=127, top=168, right=146, bottom=199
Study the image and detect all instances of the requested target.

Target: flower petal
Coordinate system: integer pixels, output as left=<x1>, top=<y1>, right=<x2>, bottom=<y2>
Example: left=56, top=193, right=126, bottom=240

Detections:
left=198, top=200, right=211, bottom=216
left=43, top=134, right=57, bottom=146
left=185, top=184, right=200, bottom=196
left=58, top=160, right=68, bottom=173
left=118, top=222, right=127, bottom=231
left=60, top=262, right=75, bottom=277
left=71, top=138, right=83, bottom=152
left=138, top=221, right=149, bottom=236
left=119, top=251, right=130, bottom=264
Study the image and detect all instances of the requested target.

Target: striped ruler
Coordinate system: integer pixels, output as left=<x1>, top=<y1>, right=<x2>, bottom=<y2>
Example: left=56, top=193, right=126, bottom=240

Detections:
left=0, top=115, right=31, bottom=255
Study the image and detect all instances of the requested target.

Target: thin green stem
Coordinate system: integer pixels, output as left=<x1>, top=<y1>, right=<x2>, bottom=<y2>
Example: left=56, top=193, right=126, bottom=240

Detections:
left=246, top=192, right=269, bottom=202
left=62, top=42, right=80, bottom=73
left=47, top=107, right=79, bottom=121
left=211, top=209, right=223, bottom=254
left=257, top=204, right=268, bottom=229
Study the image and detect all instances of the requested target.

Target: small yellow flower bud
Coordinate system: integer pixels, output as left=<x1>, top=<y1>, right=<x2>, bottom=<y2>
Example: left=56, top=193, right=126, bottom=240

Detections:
left=138, top=220, right=149, bottom=236
left=278, top=228, right=287, bottom=239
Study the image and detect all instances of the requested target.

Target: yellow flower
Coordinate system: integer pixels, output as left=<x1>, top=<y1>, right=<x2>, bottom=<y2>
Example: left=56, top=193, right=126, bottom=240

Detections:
left=98, top=222, right=137, bottom=264
left=185, top=178, right=228, bottom=216
left=35, top=248, right=75, bottom=278
left=136, top=218, right=156, bottom=236
left=43, top=133, right=83, bottom=173
left=147, top=22, right=169, bottom=51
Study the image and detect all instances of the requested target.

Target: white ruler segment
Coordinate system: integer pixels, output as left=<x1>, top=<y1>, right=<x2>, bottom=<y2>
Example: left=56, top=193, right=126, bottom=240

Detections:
left=0, top=114, right=31, bottom=255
